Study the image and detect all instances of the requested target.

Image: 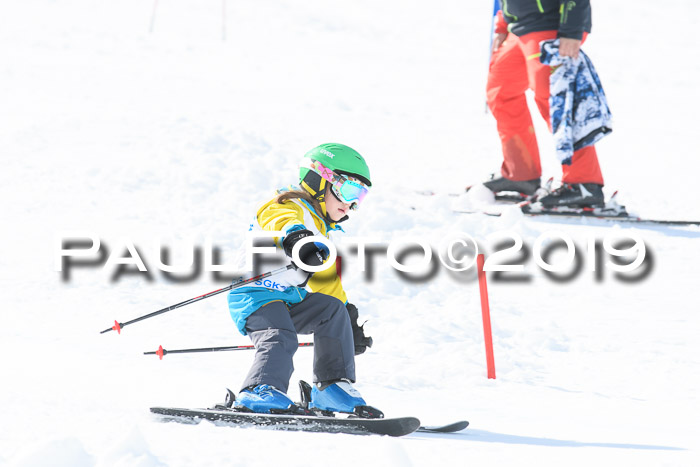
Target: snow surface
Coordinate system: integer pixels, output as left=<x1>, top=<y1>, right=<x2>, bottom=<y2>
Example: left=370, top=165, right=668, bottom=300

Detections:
left=2, top=1, right=700, bottom=466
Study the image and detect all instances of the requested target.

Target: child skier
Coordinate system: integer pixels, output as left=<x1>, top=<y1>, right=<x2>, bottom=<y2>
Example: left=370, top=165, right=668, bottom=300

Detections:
left=227, top=143, right=375, bottom=416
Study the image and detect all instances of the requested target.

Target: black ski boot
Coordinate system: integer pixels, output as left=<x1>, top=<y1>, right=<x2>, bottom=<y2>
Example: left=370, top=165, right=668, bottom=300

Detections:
left=537, top=183, right=604, bottom=208
left=482, top=174, right=541, bottom=197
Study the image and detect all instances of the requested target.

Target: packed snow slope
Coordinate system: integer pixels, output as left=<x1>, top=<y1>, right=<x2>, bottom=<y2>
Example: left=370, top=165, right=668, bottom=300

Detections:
left=2, top=1, right=699, bottom=466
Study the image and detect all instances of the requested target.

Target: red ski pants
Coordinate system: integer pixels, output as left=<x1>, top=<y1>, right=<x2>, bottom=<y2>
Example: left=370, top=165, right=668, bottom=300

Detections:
left=486, top=30, right=604, bottom=185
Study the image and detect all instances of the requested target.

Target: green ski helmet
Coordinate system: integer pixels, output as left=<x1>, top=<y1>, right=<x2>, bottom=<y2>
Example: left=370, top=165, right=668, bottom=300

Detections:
left=299, top=143, right=371, bottom=221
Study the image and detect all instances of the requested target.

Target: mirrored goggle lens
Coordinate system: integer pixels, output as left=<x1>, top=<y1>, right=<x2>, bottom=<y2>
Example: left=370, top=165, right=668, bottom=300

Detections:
left=333, top=178, right=369, bottom=206
left=308, top=159, right=369, bottom=208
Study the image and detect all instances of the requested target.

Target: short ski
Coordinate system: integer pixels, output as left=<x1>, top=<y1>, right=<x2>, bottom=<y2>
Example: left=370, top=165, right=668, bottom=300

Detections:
left=417, top=420, right=469, bottom=433
left=150, top=406, right=421, bottom=437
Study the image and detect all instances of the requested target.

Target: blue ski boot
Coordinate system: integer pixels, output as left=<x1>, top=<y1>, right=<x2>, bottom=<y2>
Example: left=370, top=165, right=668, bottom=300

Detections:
left=233, top=384, right=295, bottom=414
left=308, top=380, right=383, bottom=419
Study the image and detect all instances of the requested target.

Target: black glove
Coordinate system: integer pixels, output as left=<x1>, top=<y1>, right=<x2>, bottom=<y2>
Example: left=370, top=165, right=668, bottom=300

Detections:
left=282, top=229, right=329, bottom=271
left=346, top=303, right=373, bottom=355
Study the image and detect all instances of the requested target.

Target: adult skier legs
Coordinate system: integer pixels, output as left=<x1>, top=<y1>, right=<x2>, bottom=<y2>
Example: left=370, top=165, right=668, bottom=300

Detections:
left=486, top=29, right=605, bottom=206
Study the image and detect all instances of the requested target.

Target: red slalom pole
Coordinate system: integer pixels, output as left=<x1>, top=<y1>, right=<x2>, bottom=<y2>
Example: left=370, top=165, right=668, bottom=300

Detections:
left=477, top=254, right=496, bottom=379
left=336, top=255, right=342, bottom=280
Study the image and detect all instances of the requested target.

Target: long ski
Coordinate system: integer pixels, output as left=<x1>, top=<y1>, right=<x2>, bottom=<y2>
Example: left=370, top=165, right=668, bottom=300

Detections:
left=452, top=205, right=700, bottom=226
left=453, top=193, right=700, bottom=226
left=418, top=184, right=700, bottom=226
left=520, top=210, right=700, bottom=226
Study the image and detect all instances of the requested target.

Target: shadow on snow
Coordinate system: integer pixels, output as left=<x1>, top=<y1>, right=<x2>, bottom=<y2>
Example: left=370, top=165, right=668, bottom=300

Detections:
left=410, top=429, right=685, bottom=451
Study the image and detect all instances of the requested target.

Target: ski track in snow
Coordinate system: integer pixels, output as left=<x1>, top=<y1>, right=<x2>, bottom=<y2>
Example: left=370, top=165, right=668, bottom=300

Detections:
left=2, top=1, right=699, bottom=466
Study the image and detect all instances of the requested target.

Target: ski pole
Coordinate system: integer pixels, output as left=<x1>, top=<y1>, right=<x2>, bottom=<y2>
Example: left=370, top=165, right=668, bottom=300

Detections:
left=99, top=264, right=295, bottom=334
left=145, top=342, right=314, bottom=360
left=222, top=0, right=227, bottom=41
left=149, top=0, right=159, bottom=33
left=487, top=0, right=501, bottom=59
left=485, top=0, right=501, bottom=113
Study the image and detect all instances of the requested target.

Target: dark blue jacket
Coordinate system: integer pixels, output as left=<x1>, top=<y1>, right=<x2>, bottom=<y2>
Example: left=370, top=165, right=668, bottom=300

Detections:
left=499, top=0, right=591, bottom=40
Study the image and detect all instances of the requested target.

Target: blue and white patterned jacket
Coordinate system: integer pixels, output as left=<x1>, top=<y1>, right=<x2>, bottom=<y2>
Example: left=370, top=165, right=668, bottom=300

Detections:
left=541, top=39, right=612, bottom=165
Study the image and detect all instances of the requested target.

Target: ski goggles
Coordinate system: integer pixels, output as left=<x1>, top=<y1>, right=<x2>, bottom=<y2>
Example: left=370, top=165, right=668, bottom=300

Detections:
left=308, top=160, right=370, bottom=210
